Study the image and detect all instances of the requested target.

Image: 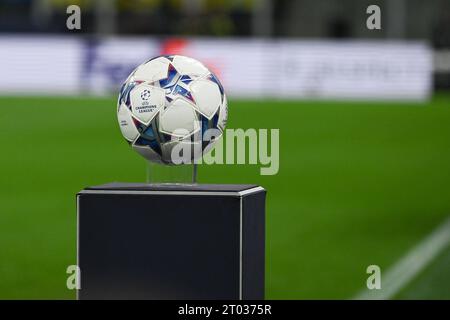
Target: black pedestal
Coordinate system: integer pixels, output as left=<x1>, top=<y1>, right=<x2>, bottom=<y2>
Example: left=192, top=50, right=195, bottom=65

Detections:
left=76, top=183, right=266, bottom=300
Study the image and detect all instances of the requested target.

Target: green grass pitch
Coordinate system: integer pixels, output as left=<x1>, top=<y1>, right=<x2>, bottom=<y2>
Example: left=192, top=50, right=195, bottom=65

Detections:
left=0, top=94, right=449, bottom=299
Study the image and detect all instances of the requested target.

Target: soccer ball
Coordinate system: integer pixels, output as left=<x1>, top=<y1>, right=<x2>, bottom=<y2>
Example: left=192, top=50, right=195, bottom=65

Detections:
left=117, top=55, right=228, bottom=164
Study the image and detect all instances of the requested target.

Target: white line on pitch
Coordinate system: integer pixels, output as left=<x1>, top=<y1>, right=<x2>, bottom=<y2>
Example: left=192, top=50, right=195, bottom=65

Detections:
left=353, top=215, right=450, bottom=300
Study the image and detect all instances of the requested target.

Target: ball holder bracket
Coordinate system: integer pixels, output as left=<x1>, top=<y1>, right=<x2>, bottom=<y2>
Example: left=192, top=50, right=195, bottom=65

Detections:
left=76, top=183, right=265, bottom=300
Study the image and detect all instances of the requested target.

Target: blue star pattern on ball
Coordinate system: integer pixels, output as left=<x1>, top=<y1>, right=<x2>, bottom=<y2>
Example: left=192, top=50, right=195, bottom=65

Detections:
left=159, top=64, right=195, bottom=104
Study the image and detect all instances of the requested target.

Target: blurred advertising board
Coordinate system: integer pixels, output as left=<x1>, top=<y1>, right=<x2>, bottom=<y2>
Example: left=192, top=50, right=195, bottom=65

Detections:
left=0, top=36, right=82, bottom=95
left=0, top=36, right=432, bottom=100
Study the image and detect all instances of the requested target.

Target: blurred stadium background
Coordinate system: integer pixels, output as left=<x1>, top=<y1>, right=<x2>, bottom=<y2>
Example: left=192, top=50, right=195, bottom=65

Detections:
left=0, top=0, right=449, bottom=299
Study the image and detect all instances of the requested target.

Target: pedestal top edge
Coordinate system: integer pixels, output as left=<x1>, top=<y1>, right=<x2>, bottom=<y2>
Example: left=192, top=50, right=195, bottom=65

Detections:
left=79, top=183, right=265, bottom=197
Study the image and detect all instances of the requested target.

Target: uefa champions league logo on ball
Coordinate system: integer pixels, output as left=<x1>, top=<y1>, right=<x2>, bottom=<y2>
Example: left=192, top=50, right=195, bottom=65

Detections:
left=140, top=89, right=151, bottom=101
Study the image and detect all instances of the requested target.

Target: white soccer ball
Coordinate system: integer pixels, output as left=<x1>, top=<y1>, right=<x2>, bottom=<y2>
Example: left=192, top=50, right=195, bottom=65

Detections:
left=117, top=55, right=228, bottom=164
